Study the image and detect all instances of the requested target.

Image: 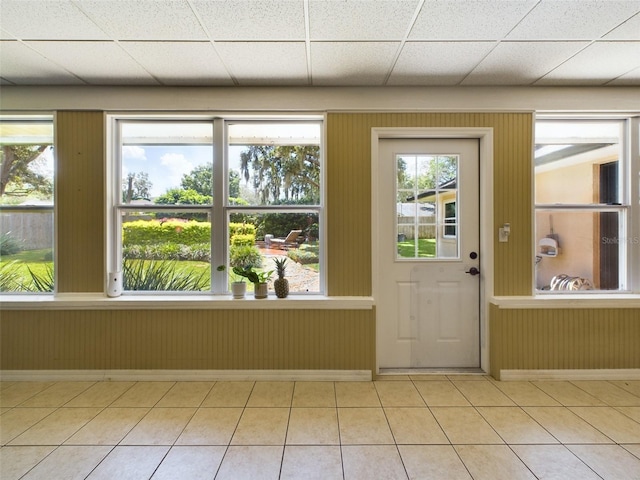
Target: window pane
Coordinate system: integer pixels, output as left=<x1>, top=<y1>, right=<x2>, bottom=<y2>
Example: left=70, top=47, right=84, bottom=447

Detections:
left=229, top=211, right=320, bottom=293
left=121, top=122, right=213, bottom=205
left=228, top=123, right=321, bottom=206
left=535, top=121, right=621, bottom=205
left=395, top=154, right=458, bottom=260
left=535, top=210, right=622, bottom=291
left=0, top=118, right=54, bottom=292
left=121, top=211, right=211, bottom=292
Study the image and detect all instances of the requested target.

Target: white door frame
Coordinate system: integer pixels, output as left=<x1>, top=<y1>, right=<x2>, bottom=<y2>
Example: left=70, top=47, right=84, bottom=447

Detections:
left=372, top=127, right=494, bottom=374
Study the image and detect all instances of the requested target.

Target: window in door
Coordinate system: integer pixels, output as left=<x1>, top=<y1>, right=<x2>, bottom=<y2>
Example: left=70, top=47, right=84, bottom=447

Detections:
left=396, top=154, right=458, bottom=259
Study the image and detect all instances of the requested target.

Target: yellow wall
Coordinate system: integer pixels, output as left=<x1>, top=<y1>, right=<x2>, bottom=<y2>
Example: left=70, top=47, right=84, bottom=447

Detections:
left=0, top=309, right=375, bottom=371
left=328, top=112, right=533, bottom=296
left=1, top=108, right=638, bottom=376
left=490, top=304, right=640, bottom=379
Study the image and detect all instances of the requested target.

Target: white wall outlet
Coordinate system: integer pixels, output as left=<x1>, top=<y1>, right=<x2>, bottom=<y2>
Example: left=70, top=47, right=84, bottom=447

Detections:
left=499, top=223, right=510, bottom=243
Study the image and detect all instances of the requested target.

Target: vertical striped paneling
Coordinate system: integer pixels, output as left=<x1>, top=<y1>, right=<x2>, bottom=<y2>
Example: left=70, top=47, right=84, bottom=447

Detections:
left=490, top=305, right=640, bottom=378
left=56, top=111, right=105, bottom=292
left=0, top=309, right=376, bottom=372
left=326, top=112, right=532, bottom=296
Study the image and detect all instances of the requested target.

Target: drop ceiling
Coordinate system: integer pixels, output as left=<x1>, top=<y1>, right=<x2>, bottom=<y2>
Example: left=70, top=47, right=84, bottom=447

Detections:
left=1, top=0, right=639, bottom=87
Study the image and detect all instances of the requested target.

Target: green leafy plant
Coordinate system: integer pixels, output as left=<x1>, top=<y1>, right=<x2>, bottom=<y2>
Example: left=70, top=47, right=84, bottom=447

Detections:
left=27, top=264, right=54, bottom=292
left=0, top=261, right=22, bottom=291
left=232, top=266, right=273, bottom=284
left=123, top=259, right=209, bottom=291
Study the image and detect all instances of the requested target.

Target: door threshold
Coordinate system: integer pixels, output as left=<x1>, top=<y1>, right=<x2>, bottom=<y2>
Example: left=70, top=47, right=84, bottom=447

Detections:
left=378, top=367, right=486, bottom=376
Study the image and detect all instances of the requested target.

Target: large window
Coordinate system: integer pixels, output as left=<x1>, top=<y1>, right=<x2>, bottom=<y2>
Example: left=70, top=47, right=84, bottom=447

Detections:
left=112, top=117, right=322, bottom=295
left=534, top=117, right=639, bottom=293
left=0, top=116, right=54, bottom=293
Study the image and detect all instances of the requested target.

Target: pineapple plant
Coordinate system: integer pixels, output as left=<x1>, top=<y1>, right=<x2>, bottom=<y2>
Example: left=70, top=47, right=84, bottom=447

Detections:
left=273, top=257, right=289, bottom=298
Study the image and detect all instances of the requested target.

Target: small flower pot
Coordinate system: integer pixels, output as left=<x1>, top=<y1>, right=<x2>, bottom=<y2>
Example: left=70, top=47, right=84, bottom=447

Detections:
left=254, top=282, right=268, bottom=299
left=231, top=281, right=246, bottom=299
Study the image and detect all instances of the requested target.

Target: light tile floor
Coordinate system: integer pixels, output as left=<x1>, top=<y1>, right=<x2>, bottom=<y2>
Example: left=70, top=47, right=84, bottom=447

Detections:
left=1, top=377, right=640, bottom=479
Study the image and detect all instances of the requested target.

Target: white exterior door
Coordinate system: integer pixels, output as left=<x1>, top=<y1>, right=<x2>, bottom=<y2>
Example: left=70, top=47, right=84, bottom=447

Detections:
left=377, top=138, right=480, bottom=369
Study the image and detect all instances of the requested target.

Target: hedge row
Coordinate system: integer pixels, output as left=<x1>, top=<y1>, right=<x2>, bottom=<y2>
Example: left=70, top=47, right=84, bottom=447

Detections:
left=123, top=220, right=256, bottom=247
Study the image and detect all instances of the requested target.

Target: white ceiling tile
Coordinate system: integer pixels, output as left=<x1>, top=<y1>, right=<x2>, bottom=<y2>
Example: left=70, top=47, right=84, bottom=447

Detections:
left=0, top=0, right=109, bottom=40
left=507, top=0, right=640, bottom=40
left=191, top=0, right=305, bottom=40
left=604, top=12, right=640, bottom=40
left=608, top=65, right=640, bottom=84
left=388, top=42, right=495, bottom=86
left=536, top=41, right=640, bottom=85
left=462, top=41, right=589, bottom=86
left=310, top=42, right=398, bottom=85
left=120, top=42, right=233, bottom=86
left=309, top=0, right=419, bottom=40
left=24, top=41, right=159, bottom=85
left=215, top=42, right=308, bottom=85
left=77, top=0, right=207, bottom=40
left=0, top=40, right=84, bottom=85
left=409, top=0, right=537, bottom=40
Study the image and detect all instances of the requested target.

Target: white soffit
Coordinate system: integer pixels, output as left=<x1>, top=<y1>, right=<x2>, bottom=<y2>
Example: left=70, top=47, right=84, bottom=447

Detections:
left=311, top=42, right=399, bottom=86
left=120, top=42, right=233, bottom=86
left=409, top=0, right=538, bottom=40
left=0, top=41, right=83, bottom=85
left=0, top=0, right=639, bottom=87
left=389, top=42, right=495, bottom=86
left=537, top=41, right=640, bottom=85
left=462, top=41, right=590, bottom=86
left=191, top=0, right=306, bottom=40
left=308, top=0, right=418, bottom=40
left=0, top=0, right=109, bottom=40
left=604, top=12, right=640, bottom=40
left=77, top=0, right=208, bottom=40
left=24, top=41, right=159, bottom=85
left=506, top=0, right=640, bottom=40
left=214, top=42, right=308, bottom=85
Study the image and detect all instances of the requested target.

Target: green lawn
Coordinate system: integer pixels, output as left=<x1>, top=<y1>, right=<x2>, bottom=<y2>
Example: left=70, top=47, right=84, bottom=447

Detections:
left=397, top=238, right=436, bottom=258
left=0, top=249, right=53, bottom=292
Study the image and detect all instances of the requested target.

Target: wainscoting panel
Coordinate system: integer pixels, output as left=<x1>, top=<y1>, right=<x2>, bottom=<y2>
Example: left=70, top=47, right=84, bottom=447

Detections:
left=490, top=304, right=640, bottom=379
left=0, top=308, right=376, bottom=372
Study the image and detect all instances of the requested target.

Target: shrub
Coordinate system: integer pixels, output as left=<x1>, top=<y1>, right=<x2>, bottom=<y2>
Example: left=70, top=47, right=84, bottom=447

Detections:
left=123, top=219, right=210, bottom=246
left=231, top=233, right=255, bottom=246
left=287, top=248, right=319, bottom=265
left=123, top=243, right=210, bottom=262
left=229, top=222, right=256, bottom=237
left=0, top=232, right=23, bottom=256
left=230, top=245, right=262, bottom=269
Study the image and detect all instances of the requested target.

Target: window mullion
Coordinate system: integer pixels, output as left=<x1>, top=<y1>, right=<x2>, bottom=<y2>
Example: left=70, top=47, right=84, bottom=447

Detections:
left=212, top=118, right=227, bottom=293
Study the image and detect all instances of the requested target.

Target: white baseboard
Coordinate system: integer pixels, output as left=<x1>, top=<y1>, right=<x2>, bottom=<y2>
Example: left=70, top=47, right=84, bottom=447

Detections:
left=500, top=369, right=640, bottom=381
left=0, top=369, right=372, bottom=382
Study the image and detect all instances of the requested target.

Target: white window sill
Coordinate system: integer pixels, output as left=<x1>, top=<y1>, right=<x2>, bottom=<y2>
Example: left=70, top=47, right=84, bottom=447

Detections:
left=0, top=293, right=375, bottom=311
left=491, top=294, right=640, bottom=309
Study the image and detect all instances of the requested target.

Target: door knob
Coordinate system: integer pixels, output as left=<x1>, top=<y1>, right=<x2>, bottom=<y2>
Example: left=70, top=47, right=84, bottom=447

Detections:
left=465, top=267, right=480, bottom=276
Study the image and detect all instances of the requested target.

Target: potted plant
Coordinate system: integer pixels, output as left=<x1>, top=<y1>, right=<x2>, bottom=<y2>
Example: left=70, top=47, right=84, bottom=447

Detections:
left=219, top=265, right=246, bottom=299
left=232, top=266, right=273, bottom=299
left=273, top=257, right=289, bottom=298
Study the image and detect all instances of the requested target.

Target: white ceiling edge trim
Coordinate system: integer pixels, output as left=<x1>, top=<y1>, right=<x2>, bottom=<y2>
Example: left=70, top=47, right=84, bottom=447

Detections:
left=1, top=86, right=639, bottom=113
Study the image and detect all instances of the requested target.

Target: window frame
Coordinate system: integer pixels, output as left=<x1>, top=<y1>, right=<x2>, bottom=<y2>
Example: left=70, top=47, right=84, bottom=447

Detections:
left=533, top=115, right=640, bottom=295
left=0, top=114, right=55, bottom=294
left=108, top=114, right=325, bottom=296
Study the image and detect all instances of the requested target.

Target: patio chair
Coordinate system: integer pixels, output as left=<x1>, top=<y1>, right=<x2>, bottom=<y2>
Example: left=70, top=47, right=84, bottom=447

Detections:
left=270, top=230, right=303, bottom=250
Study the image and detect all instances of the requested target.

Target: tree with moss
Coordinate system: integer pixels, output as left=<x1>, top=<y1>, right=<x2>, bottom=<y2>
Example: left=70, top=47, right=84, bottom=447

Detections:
left=0, top=145, right=52, bottom=198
